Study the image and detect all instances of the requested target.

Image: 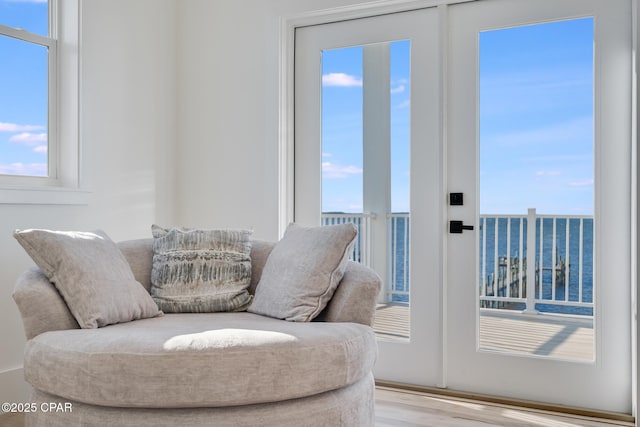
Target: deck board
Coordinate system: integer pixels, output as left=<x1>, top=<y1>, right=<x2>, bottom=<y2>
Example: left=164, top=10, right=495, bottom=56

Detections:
left=374, top=304, right=593, bottom=361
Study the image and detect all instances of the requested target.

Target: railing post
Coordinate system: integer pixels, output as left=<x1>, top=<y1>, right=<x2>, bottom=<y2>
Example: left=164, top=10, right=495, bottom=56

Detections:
left=525, top=208, right=538, bottom=314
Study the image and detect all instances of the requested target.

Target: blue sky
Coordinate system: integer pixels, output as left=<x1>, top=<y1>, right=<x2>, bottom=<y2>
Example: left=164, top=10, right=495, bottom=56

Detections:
left=322, top=41, right=411, bottom=213
left=321, top=17, right=594, bottom=216
left=0, top=0, right=49, bottom=177
left=479, top=17, right=594, bottom=215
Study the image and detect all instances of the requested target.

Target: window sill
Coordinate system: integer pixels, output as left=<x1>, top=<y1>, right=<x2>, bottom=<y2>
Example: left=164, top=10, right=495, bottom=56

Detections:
left=0, top=186, right=91, bottom=205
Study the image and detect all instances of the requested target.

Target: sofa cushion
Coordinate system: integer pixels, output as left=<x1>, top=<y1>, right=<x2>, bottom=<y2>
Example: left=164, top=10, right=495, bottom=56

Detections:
left=116, top=238, right=276, bottom=296
left=150, top=225, right=253, bottom=313
left=13, top=229, right=162, bottom=329
left=249, top=223, right=357, bottom=322
left=24, top=312, right=377, bottom=408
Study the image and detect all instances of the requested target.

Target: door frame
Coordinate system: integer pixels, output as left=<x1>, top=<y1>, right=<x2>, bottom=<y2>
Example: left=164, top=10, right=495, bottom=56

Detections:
left=278, top=0, right=639, bottom=418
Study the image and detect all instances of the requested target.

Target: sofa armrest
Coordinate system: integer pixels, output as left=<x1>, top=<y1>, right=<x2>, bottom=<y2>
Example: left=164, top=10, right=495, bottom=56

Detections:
left=118, top=238, right=154, bottom=293
left=13, top=267, right=79, bottom=340
left=316, top=261, right=382, bottom=327
left=248, top=240, right=275, bottom=295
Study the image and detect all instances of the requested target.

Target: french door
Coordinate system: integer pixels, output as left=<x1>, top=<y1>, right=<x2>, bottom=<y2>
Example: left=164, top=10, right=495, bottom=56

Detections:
left=295, top=8, right=443, bottom=385
left=293, top=0, right=632, bottom=413
left=446, top=0, right=632, bottom=412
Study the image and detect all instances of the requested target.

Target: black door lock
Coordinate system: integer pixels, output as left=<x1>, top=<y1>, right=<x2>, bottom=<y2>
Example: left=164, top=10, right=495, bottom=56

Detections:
left=449, top=192, right=464, bottom=206
left=449, top=220, right=474, bottom=234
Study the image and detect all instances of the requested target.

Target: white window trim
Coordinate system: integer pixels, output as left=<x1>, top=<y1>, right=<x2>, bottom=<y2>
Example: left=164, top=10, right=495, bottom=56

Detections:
left=0, top=0, right=88, bottom=205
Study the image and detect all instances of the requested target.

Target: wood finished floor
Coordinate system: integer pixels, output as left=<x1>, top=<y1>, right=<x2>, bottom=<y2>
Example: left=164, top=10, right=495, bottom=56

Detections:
left=374, top=386, right=633, bottom=427
left=375, top=304, right=594, bottom=361
left=1, top=387, right=632, bottom=427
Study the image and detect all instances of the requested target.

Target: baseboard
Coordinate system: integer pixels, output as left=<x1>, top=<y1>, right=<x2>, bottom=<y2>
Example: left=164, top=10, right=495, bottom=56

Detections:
left=375, top=380, right=635, bottom=424
left=0, top=367, right=30, bottom=409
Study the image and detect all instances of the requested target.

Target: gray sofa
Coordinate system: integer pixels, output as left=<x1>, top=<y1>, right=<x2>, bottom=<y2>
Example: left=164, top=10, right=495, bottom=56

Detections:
left=12, top=238, right=381, bottom=427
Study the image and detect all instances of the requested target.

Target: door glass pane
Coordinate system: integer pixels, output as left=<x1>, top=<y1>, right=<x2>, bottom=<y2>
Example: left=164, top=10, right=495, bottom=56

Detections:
left=478, top=18, right=594, bottom=361
left=321, top=46, right=363, bottom=214
left=321, top=41, right=411, bottom=340
left=390, top=40, right=411, bottom=310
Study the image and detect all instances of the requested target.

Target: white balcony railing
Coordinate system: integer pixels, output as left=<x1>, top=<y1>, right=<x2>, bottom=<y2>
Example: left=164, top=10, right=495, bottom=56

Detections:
left=322, top=209, right=594, bottom=316
left=480, top=208, right=593, bottom=315
left=322, top=212, right=409, bottom=302
left=321, top=212, right=373, bottom=266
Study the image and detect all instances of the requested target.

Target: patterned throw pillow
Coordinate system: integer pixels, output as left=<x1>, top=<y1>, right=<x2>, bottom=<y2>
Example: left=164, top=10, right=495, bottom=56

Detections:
left=248, top=222, right=357, bottom=322
left=150, top=225, right=253, bottom=313
left=13, top=229, right=162, bottom=329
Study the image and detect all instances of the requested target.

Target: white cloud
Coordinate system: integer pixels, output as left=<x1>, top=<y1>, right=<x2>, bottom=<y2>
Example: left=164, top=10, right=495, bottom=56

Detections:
left=322, top=73, right=362, bottom=87
left=322, top=152, right=332, bottom=158
left=568, top=179, right=593, bottom=187
left=0, top=122, right=45, bottom=133
left=0, top=162, right=47, bottom=176
left=2, top=0, right=47, bottom=3
left=322, top=162, right=363, bottom=179
left=33, top=145, right=47, bottom=154
left=482, top=69, right=591, bottom=93
left=391, top=84, right=405, bottom=95
left=396, top=100, right=410, bottom=109
left=488, top=116, right=592, bottom=147
left=322, top=75, right=407, bottom=92
left=535, top=170, right=561, bottom=177
left=9, top=132, right=47, bottom=145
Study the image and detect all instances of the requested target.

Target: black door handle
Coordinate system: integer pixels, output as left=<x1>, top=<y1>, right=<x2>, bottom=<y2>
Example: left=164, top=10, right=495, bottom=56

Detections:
left=449, top=220, right=474, bottom=234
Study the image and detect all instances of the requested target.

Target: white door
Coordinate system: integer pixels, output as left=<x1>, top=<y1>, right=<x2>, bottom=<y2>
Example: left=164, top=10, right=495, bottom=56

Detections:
left=447, top=0, right=632, bottom=412
left=295, top=9, right=445, bottom=385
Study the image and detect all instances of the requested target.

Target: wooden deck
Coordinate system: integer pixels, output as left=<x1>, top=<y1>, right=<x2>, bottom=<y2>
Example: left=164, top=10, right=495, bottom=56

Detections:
left=374, top=304, right=593, bottom=361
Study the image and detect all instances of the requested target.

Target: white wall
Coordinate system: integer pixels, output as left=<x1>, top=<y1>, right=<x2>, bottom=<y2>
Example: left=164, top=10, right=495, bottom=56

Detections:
left=175, top=0, right=375, bottom=241
left=0, top=0, right=177, bottom=402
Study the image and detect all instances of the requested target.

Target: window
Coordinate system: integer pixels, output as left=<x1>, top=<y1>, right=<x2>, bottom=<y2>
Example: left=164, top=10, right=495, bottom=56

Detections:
left=0, top=0, right=56, bottom=182
left=0, top=0, right=84, bottom=203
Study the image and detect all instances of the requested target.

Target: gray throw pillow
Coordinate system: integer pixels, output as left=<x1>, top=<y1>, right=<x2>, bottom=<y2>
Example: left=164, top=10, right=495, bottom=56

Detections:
left=150, top=225, right=253, bottom=313
left=13, top=229, right=162, bottom=329
left=248, top=222, right=357, bottom=322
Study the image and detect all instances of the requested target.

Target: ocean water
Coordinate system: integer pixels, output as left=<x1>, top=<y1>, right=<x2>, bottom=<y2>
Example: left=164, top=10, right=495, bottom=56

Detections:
left=391, top=216, right=410, bottom=303
left=479, top=216, right=594, bottom=316
left=324, top=214, right=593, bottom=316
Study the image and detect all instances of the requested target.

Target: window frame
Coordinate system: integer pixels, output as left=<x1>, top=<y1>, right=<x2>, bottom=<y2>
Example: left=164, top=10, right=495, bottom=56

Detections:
left=0, top=0, right=86, bottom=204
